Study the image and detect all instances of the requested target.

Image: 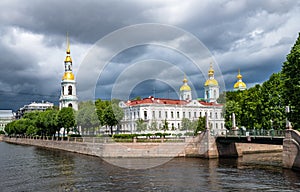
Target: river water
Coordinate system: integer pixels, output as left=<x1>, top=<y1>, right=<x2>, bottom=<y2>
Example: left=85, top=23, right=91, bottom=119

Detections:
left=1, top=142, right=300, bottom=192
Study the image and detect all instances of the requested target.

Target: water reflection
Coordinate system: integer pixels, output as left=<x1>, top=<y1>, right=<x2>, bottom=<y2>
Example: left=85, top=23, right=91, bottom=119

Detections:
left=1, top=142, right=300, bottom=192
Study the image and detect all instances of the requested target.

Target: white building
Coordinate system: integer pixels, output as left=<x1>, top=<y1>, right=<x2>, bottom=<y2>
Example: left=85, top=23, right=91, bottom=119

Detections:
left=16, top=101, right=54, bottom=119
left=119, top=65, right=225, bottom=134
left=0, top=110, right=14, bottom=133
left=59, top=35, right=78, bottom=111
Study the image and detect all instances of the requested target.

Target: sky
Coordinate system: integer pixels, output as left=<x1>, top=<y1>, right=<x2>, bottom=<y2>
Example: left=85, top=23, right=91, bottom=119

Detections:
left=0, top=0, right=299, bottom=111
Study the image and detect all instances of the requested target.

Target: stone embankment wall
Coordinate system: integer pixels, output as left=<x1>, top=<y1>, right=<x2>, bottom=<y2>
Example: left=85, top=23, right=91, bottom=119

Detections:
left=0, top=134, right=4, bottom=141
left=283, top=129, right=300, bottom=170
left=3, top=130, right=283, bottom=159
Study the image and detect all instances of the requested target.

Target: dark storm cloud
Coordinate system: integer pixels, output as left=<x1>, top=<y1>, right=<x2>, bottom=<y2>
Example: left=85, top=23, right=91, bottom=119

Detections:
left=0, top=0, right=299, bottom=110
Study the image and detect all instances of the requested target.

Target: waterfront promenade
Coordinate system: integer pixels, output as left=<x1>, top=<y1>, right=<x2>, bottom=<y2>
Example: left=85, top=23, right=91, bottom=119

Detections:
left=3, top=132, right=282, bottom=159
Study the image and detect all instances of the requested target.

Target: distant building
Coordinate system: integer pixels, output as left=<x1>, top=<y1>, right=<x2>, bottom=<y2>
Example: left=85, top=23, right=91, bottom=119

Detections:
left=16, top=101, right=54, bottom=119
left=234, top=69, right=247, bottom=91
left=59, top=34, right=78, bottom=111
left=0, top=110, right=14, bottom=132
left=119, top=65, right=226, bottom=135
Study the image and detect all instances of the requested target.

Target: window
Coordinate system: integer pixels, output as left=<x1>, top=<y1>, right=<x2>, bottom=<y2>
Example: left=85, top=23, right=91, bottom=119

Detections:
left=189, top=112, right=191, bottom=118
left=68, top=103, right=73, bottom=108
left=210, top=112, right=212, bottom=118
left=165, top=111, right=168, bottom=118
left=177, top=111, right=180, bottom=118
left=159, top=111, right=161, bottom=118
left=200, top=112, right=202, bottom=117
left=183, top=112, right=185, bottom=118
left=62, top=86, right=65, bottom=95
left=144, top=111, right=147, bottom=120
left=215, top=112, right=218, bottom=119
left=68, top=86, right=72, bottom=95
left=152, top=111, right=155, bottom=118
left=171, top=111, right=174, bottom=118
left=194, top=112, right=197, bottom=118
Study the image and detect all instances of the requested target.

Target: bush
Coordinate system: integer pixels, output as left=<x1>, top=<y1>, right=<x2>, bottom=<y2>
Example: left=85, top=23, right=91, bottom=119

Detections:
left=0, top=130, right=5, bottom=134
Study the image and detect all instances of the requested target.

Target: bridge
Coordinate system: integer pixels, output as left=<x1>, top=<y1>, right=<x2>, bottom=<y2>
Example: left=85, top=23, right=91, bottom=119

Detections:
left=216, top=129, right=285, bottom=145
left=200, top=128, right=300, bottom=170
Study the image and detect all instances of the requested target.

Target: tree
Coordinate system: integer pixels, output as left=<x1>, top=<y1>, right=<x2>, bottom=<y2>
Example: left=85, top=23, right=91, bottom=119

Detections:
left=282, top=32, right=300, bottom=129
left=181, top=118, right=191, bottom=131
left=136, top=118, right=147, bottom=132
left=194, top=116, right=206, bottom=135
left=57, top=107, right=76, bottom=136
left=43, top=109, right=59, bottom=136
left=95, top=99, right=110, bottom=127
left=77, top=101, right=100, bottom=135
left=162, top=119, right=169, bottom=131
left=149, top=120, right=158, bottom=131
left=102, top=103, right=124, bottom=135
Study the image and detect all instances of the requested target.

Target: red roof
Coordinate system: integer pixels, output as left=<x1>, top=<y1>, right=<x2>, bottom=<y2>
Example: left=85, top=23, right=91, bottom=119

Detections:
left=125, top=96, right=222, bottom=107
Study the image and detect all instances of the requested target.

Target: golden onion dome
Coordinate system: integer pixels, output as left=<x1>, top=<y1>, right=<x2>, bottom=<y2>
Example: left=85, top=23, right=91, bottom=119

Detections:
left=204, top=79, right=219, bottom=86
left=180, top=85, right=191, bottom=91
left=234, top=81, right=247, bottom=89
left=237, top=73, right=242, bottom=79
left=208, top=68, right=214, bottom=76
left=183, top=77, right=188, bottom=83
left=62, top=72, right=75, bottom=80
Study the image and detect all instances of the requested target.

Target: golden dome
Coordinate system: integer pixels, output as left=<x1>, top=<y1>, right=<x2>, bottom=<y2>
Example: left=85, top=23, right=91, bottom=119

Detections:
left=62, top=72, right=75, bottom=80
left=204, top=79, right=219, bottom=86
left=234, top=81, right=247, bottom=89
left=183, top=77, right=188, bottom=83
left=237, top=73, right=242, bottom=79
left=180, top=85, right=191, bottom=91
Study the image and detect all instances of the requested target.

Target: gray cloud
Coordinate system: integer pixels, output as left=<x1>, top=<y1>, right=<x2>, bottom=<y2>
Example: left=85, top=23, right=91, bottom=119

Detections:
left=0, top=0, right=299, bottom=110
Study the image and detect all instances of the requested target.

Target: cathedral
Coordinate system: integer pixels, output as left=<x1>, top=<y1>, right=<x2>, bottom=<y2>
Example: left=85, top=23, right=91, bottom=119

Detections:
left=57, top=35, right=246, bottom=134
left=59, top=35, right=78, bottom=111
left=119, top=65, right=226, bottom=134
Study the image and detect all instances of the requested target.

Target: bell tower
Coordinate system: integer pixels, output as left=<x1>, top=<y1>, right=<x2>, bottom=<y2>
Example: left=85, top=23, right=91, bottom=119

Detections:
left=59, top=34, right=78, bottom=110
left=204, top=63, right=219, bottom=103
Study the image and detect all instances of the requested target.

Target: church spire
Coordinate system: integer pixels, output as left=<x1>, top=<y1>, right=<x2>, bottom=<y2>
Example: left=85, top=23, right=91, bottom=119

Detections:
left=64, top=33, right=72, bottom=63
left=66, top=32, right=70, bottom=54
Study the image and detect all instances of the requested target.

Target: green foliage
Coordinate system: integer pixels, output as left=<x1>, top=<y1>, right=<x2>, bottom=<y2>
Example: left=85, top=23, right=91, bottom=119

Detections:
left=282, top=32, right=300, bottom=129
left=102, top=103, right=124, bottom=135
left=181, top=118, right=192, bottom=131
left=149, top=120, right=158, bottom=131
left=0, top=130, right=5, bottom=134
left=57, top=107, right=76, bottom=136
left=162, top=119, right=169, bottom=131
left=77, top=101, right=100, bottom=134
left=95, top=99, right=110, bottom=126
left=136, top=118, right=147, bottom=132
left=194, top=116, right=206, bottom=134
left=223, top=72, right=286, bottom=130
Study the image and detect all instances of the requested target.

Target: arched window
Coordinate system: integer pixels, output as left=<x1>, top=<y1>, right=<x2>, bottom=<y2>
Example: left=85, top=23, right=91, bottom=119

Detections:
left=68, top=86, right=72, bottom=95
left=68, top=103, right=73, bottom=108
left=214, top=90, right=217, bottom=98
left=62, top=86, right=65, bottom=95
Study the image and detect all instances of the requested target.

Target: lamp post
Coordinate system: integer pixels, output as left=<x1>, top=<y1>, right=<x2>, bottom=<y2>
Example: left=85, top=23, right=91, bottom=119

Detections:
left=270, top=119, right=274, bottom=136
left=285, top=106, right=292, bottom=129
